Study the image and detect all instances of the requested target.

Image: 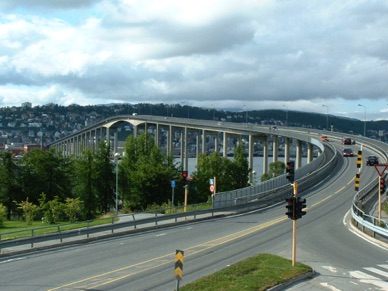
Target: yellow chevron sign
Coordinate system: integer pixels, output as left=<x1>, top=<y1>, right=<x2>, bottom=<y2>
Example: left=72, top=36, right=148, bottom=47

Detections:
left=175, top=249, right=184, bottom=281
left=357, top=150, right=362, bottom=168
left=355, top=172, right=361, bottom=191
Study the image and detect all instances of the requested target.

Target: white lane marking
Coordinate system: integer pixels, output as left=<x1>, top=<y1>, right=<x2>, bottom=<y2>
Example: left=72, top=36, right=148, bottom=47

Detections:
left=0, top=257, right=26, bottom=264
left=320, top=282, right=341, bottom=291
left=322, top=266, right=337, bottom=273
left=379, top=264, right=388, bottom=270
left=349, top=270, right=388, bottom=290
left=364, top=267, right=388, bottom=278
left=156, top=233, right=166, bottom=237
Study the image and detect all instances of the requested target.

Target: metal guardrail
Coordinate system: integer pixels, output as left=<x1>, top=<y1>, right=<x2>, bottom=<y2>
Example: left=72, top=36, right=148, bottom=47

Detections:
left=349, top=135, right=388, bottom=240
left=213, top=142, right=338, bottom=207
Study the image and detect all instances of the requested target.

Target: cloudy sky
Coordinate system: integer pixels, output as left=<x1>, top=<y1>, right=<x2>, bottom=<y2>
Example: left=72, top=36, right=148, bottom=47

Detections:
left=1, top=0, right=387, bottom=121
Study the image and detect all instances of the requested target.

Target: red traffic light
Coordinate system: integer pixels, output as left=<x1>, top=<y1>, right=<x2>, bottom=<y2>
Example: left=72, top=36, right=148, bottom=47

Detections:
left=182, top=171, right=188, bottom=179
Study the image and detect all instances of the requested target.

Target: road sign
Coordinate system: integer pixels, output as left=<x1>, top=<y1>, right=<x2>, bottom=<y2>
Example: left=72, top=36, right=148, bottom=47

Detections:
left=210, top=185, right=215, bottom=192
left=171, top=180, right=176, bottom=188
left=209, top=178, right=214, bottom=185
left=175, top=249, right=184, bottom=281
left=374, top=164, right=388, bottom=177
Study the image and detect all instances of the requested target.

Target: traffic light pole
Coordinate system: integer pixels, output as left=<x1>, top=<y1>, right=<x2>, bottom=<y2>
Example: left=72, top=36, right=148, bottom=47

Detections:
left=292, top=182, right=298, bottom=267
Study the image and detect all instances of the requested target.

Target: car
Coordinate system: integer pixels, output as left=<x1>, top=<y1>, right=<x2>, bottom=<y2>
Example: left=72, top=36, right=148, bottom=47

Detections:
left=342, top=148, right=354, bottom=157
left=320, top=135, right=329, bottom=141
left=341, top=138, right=352, bottom=145
left=366, top=155, right=379, bottom=166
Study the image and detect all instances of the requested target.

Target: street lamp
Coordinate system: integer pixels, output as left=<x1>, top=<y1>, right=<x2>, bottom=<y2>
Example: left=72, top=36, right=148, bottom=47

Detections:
left=283, top=105, right=288, bottom=126
left=358, top=104, right=366, bottom=136
left=243, top=104, right=248, bottom=123
left=114, top=152, right=120, bottom=215
left=322, top=105, right=328, bottom=130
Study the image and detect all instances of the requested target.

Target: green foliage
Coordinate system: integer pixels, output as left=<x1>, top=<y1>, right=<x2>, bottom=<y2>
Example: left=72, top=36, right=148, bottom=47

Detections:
left=73, top=148, right=98, bottom=220
left=0, top=152, right=22, bottom=220
left=120, top=132, right=177, bottom=211
left=260, top=161, right=285, bottom=182
left=94, top=142, right=115, bottom=213
left=0, top=203, right=6, bottom=227
left=181, top=253, right=312, bottom=291
left=261, top=173, right=271, bottom=182
left=39, top=193, right=64, bottom=224
left=16, top=198, right=39, bottom=225
left=191, top=143, right=251, bottom=203
left=19, top=148, right=74, bottom=204
left=64, top=197, right=83, bottom=222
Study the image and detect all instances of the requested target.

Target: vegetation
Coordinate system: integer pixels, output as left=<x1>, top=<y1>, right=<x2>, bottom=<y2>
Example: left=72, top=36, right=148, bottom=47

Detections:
left=260, top=160, right=286, bottom=182
left=0, top=132, right=251, bottom=227
left=181, top=253, right=312, bottom=291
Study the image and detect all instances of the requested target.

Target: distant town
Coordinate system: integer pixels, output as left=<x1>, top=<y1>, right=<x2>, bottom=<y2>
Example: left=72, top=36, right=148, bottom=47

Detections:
left=0, top=102, right=386, bottom=157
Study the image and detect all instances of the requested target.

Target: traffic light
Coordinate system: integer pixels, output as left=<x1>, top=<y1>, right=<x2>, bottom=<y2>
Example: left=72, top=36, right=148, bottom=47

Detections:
left=181, top=171, right=188, bottom=185
left=295, top=197, right=307, bottom=220
left=286, top=161, right=295, bottom=183
left=285, top=197, right=295, bottom=220
left=380, top=177, right=386, bottom=195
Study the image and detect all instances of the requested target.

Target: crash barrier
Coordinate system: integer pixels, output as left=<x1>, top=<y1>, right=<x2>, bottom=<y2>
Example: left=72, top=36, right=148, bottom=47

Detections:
left=0, top=199, right=286, bottom=254
left=213, top=142, right=338, bottom=208
left=350, top=137, right=388, bottom=240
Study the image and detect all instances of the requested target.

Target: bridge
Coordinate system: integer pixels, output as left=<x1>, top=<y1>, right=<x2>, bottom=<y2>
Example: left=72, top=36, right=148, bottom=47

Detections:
left=47, top=114, right=388, bottom=235
left=48, top=114, right=322, bottom=177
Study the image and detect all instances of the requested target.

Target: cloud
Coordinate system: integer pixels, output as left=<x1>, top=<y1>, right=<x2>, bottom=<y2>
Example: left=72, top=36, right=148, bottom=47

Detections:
left=0, top=0, right=387, bottom=120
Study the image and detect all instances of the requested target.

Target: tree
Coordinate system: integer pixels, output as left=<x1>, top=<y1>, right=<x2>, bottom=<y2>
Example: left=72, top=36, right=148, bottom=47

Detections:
left=0, top=203, right=6, bottom=227
left=64, top=197, right=83, bottom=222
left=261, top=161, right=286, bottom=182
left=16, top=198, right=39, bottom=225
left=0, top=152, right=21, bottom=219
left=120, top=132, right=177, bottom=211
left=19, top=148, right=73, bottom=204
left=191, top=142, right=251, bottom=203
left=73, top=149, right=97, bottom=220
left=94, top=142, right=115, bottom=213
left=39, top=193, right=63, bottom=224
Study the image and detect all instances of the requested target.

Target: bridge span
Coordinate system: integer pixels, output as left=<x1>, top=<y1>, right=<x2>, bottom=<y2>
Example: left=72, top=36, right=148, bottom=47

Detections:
left=48, top=115, right=323, bottom=177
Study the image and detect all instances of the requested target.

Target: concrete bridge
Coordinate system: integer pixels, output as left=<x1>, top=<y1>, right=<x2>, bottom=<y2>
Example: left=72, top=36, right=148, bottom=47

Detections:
left=48, top=115, right=322, bottom=177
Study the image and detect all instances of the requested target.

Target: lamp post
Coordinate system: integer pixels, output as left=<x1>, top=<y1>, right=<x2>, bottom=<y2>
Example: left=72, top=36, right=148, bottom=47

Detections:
left=283, top=105, right=288, bottom=126
left=114, top=152, right=120, bottom=215
left=322, top=105, right=328, bottom=130
left=243, top=104, right=248, bottom=123
left=358, top=104, right=366, bottom=136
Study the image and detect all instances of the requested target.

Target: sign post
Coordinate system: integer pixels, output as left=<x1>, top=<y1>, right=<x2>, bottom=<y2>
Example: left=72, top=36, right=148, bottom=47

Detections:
left=171, top=180, right=176, bottom=212
left=374, top=164, right=388, bottom=221
left=174, top=249, right=184, bottom=291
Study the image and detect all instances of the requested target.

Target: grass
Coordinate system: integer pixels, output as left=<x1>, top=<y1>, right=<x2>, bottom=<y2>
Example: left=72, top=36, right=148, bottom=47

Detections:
left=180, top=253, right=312, bottom=291
left=0, top=216, right=117, bottom=240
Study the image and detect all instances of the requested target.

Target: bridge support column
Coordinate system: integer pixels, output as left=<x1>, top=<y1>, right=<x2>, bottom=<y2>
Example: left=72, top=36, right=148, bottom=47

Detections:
left=263, top=136, right=268, bottom=174
left=296, top=140, right=302, bottom=169
left=285, top=137, right=291, bottom=163
left=307, top=143, right=314, bottom=163
left=223, top=132, right=228, bottom=157
left=272, top=135, right=279, bottom=163
left=248, top=135, right=254, bottom=183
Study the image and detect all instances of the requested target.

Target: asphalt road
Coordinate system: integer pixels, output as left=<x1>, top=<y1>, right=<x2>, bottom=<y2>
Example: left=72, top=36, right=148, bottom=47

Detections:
left=0, top=141, right=387, bottom=291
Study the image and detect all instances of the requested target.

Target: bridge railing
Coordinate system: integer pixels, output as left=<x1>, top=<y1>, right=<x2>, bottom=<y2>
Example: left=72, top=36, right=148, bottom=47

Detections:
left=213, top=142, right=338, bottom=208
left=349, top=136, right=388, bottom=239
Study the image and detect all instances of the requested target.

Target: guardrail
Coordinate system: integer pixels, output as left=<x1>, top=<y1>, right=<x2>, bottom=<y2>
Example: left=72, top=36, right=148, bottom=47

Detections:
left=213, top=142, right=338, bottom=207
left=349, top=135, right=388, bottom=240
left=0, top=201, right=279, bottom=254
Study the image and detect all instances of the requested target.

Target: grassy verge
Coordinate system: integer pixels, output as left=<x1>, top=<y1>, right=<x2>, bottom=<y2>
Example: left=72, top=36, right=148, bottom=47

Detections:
left=0, top=216, right=117, bottom=240
left=181, top=253, right=312, bottom=291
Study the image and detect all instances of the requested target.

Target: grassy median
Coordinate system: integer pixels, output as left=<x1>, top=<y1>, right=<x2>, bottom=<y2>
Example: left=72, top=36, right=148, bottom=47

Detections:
left=180, top=253, right=312, bottom=291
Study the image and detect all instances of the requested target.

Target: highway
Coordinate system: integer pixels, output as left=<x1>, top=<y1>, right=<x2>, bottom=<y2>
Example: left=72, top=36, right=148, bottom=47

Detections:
left=0, top=140, right=387, bottom=290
